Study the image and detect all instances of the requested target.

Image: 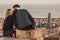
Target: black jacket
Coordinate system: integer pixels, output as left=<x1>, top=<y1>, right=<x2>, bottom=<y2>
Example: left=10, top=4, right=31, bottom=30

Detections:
left=13, top=9, right=35, bottom=30
left=3, top=15, right=14, bottom=31
left=3, top=15, right=14, bottom=37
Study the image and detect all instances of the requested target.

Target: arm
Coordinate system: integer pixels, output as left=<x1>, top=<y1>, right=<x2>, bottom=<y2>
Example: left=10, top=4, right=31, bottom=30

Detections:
left=25, top=9, right=36, bottom=28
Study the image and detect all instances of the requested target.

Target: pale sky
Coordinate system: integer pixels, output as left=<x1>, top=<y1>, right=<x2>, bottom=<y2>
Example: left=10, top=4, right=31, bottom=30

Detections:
left=0, top=0, right=60, bottom=4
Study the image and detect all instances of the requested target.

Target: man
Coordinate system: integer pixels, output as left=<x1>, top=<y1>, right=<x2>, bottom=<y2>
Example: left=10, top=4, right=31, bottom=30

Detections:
left=13, top=4, right=35, bottom=30
left=12, top=4, right=35, bottom=38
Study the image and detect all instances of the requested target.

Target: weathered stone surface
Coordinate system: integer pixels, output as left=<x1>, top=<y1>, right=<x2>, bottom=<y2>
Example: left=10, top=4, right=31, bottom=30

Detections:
left=16, top=29, right=43, bottom=40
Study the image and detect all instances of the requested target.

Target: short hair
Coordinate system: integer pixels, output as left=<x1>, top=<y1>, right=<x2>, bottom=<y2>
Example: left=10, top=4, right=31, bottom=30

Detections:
left=13, top=4, right=20, bottom=8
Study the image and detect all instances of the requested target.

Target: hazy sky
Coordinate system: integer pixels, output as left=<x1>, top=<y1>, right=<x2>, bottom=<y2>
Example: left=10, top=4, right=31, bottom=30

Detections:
left=0, top=0, right=60, bottom=4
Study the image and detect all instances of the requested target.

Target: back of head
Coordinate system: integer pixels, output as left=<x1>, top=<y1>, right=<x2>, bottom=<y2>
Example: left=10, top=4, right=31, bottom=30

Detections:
left=13, top=4, right=20, bottom=10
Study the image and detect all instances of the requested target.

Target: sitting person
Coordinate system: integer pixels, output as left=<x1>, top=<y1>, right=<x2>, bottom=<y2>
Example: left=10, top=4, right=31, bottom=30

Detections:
left=3, top=9, right=14, bottom=37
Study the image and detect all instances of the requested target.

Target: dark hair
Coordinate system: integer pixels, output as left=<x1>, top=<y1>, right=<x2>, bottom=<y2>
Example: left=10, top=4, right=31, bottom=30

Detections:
left=13, top=4, right=20, bottom=8
left=7, top=9, right=11, bottom=11
left=6, top=9, right=11, bottom=17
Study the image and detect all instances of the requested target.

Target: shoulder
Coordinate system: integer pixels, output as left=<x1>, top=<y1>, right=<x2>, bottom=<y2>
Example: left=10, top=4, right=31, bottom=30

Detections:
left=18, top=9, right=28, bottom=12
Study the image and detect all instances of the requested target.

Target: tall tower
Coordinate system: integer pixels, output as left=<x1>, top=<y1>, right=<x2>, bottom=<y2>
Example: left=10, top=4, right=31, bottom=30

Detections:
left=48, top=12, right=51, bottom=29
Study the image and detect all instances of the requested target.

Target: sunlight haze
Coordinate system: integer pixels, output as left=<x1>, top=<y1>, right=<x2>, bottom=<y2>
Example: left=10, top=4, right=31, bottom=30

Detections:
left=0, top=0, right=60, bottom=4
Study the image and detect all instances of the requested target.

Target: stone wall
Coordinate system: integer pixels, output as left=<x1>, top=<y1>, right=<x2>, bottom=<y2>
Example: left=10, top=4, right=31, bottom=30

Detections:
left=16, top=29, right=44, bottom=40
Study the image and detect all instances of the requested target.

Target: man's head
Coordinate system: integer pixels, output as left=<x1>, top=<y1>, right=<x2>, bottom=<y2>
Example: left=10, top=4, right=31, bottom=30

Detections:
left=13, top=4, right=20, bottom=10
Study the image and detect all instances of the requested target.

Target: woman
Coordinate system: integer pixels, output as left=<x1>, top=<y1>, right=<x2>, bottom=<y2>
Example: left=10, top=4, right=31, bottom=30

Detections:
left=3, top=9, right=14, bottom=37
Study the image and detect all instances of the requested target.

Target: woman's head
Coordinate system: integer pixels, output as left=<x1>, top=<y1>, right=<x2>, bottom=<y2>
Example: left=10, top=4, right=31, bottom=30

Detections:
left=6, top=9, right=12, bottom=17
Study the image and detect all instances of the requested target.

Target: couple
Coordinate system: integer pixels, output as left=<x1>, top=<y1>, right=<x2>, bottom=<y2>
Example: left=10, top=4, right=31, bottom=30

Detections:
left=3, top=4, right=35, bottom=37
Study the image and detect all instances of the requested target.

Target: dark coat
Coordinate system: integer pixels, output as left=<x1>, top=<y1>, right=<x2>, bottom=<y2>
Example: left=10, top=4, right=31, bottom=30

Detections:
left=3, top=15, right=13, bottom=31
left=13, top=9, right=35, bottom=30
left=3, top=30, right=13, bottom=37
left=3, top=15, right=14, bottom=37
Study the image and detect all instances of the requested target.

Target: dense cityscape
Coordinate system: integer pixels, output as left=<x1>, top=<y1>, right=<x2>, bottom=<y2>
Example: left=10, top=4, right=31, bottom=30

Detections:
left=0, top=13, right=60, bottom=40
